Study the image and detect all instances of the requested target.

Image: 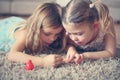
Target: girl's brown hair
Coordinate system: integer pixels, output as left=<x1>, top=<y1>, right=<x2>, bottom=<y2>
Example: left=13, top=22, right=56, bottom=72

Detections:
left=20, top=3, right=66, bottom=53
left=62, top=0, right=114, bottom=36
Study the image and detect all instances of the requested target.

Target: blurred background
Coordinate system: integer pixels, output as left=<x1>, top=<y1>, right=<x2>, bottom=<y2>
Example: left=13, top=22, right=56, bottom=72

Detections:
left=0, top=0, right=120, bottom=22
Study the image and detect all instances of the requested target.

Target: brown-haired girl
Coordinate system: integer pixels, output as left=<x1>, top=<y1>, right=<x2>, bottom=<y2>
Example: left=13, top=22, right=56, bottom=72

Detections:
left=62, top=0, right=116, bottom=64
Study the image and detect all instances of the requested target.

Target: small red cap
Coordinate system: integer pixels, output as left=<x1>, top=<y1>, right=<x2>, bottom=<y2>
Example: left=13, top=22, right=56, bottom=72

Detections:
left=25, top=60, right=34, bottom=70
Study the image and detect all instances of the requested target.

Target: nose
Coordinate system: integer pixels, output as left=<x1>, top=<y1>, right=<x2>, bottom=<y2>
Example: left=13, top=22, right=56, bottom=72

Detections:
left=71, top=35, right=78, bottom=41
left=49, top=36, right=57, bottom=42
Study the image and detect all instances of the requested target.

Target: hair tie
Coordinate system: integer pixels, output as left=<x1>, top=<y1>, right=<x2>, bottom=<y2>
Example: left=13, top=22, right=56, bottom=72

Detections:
left=89, top=0, right=102, bottom=8
left=89, top=3, right=94, bottom=8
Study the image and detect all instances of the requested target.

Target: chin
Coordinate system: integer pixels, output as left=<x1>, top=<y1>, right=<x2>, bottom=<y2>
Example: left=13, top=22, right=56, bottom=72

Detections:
left=74, top=42, right=81, bottom=46
left=75, top=42, right=85, bottom=46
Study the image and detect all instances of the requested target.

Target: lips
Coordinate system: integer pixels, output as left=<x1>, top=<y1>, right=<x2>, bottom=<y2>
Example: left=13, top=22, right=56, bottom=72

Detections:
left=74, top=41, right=81, bottom=45
left=46, top=41, right=53, bottom=45
left=74, top=41, right=84, bottom=46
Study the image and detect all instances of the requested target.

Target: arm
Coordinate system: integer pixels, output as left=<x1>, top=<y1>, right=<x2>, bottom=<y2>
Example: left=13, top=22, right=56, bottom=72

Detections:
left=83, top=32, right=116, bottom=59
left=65, top=46, right=82, bottom=64
left=65, top=26, right=116, bottom=63
left=65, top=32, right=116, bottom=64
left=83, top=25, right=116, bottom=59
left=65, top=37, right=82, bottom=64
left=7, top=30, right=63, bottom=67
left=7, top=29, right=44, bottom=66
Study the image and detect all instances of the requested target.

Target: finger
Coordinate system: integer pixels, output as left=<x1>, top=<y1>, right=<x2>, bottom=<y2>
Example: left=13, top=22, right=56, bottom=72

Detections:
left=74, top=54, right=80, bottom=64
left=55, top=55, right=62, bottom=58
left=56, top=56, right=64, bottom=62
left=79, top=54, right=84, bottom=63
left=65, top=55, right=70, bottom=63
left=68, top=55, right=75, bottom=63
left=54, top=60, right=64, bottom=67
left=54, top=55, right=63, bottom=61
left=70, top=59, right=74, bottom=63
left=55, top=57, right=63, bottom=62
left=62, top=57, right=66, bottom=63
left=66, top=54, right=70, bottom=60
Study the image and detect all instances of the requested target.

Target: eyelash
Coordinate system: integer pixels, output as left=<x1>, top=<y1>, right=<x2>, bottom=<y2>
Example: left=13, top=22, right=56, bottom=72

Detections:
left=44, top=33, right=59, bottom=37
left=67, top=32, right=83, bottom=36
left=76, top=33, right=83, bottom=36
left=44, top=33, right=50, bottom=36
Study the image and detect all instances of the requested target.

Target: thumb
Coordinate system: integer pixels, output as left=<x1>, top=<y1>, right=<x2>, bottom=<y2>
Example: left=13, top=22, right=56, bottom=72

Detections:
left=74, top=54, right=80, bottom=64
left=79, top=54, right=84, bottom=63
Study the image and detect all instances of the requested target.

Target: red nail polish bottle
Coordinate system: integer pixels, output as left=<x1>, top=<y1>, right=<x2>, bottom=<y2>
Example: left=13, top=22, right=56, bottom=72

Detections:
left=25, top=60, right=34, bottom=70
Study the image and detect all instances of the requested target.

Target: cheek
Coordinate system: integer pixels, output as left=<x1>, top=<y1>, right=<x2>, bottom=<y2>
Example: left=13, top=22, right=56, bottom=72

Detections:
left=54, top=36, right=58, bottom=40
left=77, top=34, right=90, bottom=42
left=69, top=35, right=84, bottom=42
left=84, top=33, right=90, bottom=38
left=83, top=33, right=93, bottom=43
left=40, top=34, right=47, bottom=42
left=78, top=36, right=86, bottom=41
left=83, top=29, right=92, bottom=37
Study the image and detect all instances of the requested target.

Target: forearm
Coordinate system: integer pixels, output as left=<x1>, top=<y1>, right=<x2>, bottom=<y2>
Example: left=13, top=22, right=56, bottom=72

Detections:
left=82, top=50, right=115, bottom=60
left=7, top=52, right=44, bottom=66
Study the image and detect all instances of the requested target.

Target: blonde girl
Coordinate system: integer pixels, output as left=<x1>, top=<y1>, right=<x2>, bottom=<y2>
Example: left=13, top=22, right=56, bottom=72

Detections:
left=62, top=0, right=116, bottom=64
left=7, top=3, right=67, bottom=67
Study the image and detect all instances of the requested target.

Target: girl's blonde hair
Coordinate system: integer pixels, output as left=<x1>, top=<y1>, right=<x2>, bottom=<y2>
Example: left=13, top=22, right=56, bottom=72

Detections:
left=17, top=3, right=66, bottom=53
left=62, top=0, right=114, bottom=36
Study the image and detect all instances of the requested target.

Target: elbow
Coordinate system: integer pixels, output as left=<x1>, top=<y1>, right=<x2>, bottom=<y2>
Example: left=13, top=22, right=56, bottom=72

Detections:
left=107, top=50, right=116, bottom=57
left=111, top=52, right=116, bottom=57
left=110, top=53, right=115, bottom=57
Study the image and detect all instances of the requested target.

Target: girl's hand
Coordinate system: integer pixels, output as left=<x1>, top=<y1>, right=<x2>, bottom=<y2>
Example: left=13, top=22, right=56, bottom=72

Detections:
left=65, top=46, right=84, bottom=64
left=65, top=46, right=78, bottom=63
left=43, top=54, right=64, bottom=67
left=73, top=54, right=84, bottom=64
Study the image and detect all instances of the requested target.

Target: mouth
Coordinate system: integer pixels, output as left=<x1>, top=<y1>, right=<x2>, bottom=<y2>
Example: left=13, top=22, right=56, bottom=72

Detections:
left=74, top=41, right=80, bottom=44
left=74, top=41, right=84, bottom=46
left=46, top=42, right=53, bottom=45
left=43, top=42, right=50, bottom=46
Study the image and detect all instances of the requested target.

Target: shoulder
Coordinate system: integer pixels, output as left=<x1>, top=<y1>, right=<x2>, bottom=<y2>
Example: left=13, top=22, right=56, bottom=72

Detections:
left=9, top=29, right=27, bottom=52
left=14, top=28, right=27, bottom=43
left=106, top=16, right=115, bottom=36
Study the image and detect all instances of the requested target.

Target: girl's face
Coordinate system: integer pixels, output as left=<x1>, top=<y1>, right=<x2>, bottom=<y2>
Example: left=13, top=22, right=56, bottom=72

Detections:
left=40, top=26, right=62, bottom=46
left=63, top=22, right=98, bottom=46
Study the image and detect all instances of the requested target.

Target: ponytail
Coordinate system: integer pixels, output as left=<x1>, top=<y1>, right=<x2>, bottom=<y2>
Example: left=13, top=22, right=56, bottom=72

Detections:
left=62, top=0, right=115, bottom=36
left=93, top=0, right=114, bottom=36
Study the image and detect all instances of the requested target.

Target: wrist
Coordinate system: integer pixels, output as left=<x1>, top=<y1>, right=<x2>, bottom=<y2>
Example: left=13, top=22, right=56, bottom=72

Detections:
left=41, top=57, right=46, bottom=67
left=82, top=52, right=89, bottom=59
left=80, top=54, right=84, bottom=62
left=35, top=57, right=44, bottom=67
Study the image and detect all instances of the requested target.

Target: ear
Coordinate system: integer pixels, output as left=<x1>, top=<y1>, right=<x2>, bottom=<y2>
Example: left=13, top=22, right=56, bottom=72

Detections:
left=93, top=21, right=99, bottom=31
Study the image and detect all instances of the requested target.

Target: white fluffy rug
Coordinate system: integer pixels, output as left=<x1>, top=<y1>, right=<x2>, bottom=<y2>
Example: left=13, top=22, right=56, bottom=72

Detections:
left=0, top=52, right=120, bottom=80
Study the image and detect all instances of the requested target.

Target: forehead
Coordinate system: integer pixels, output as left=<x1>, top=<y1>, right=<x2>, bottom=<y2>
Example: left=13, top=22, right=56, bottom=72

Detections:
left=42, top=26, right=62, bottom=33
left=63, top=22, right=90, bottom=33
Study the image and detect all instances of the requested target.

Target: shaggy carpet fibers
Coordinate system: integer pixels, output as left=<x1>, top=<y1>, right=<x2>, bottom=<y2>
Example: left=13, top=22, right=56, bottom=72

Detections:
left=0, top=16, right=120, bottom=80
left=0, top=50, right=120, bottom=80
